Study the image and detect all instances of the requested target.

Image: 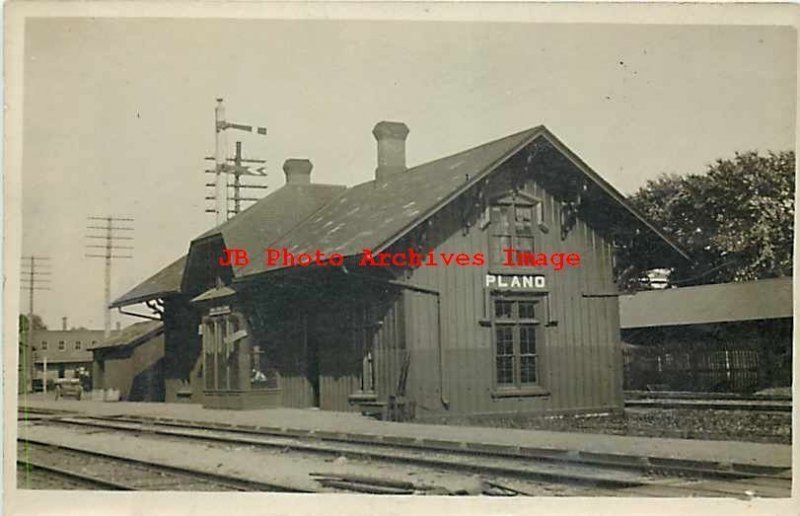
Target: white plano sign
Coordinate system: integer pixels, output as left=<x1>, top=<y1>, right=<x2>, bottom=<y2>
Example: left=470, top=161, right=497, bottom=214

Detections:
left=485, top=274, right=546, bottom=289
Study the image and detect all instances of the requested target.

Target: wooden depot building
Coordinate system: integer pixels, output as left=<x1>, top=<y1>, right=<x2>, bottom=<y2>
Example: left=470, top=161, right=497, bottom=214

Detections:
left=111, top=122, right=688, bottom=419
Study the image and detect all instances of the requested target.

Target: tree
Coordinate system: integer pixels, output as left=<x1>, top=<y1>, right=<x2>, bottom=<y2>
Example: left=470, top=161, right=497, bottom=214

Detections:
left=18, top=314, right=47, bottom=392
left=19, top=314, right=48, bottom=333
left=620, top=151, right=794, bottom=287
left=19, top=314, right=47, bottom=353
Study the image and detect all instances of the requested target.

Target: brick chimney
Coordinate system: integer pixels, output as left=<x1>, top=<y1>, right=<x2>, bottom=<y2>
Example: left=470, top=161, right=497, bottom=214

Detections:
left=62, top=317, right=67, bottom=331
left=283, top=159, right=313, bottom=185
left=373, top=121, right=409, bottom=181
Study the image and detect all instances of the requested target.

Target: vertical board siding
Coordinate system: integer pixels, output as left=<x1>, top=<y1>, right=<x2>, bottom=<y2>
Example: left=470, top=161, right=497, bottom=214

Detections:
left=280, top=375, right=314, bottom=408
left=402, top=160, right=623, bottom=418
left=320, top=375, right=361, bottom=412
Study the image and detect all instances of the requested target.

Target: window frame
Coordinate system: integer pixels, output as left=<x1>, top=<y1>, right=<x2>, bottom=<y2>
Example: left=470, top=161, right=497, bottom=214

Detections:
left=490, top=295, right=549, bottom=398
left=488, top=192, right=546, bottom=267
left=201, top=311, right=247, bottom=391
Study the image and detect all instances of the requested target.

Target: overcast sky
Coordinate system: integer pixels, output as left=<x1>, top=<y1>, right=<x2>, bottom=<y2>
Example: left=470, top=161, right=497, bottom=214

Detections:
left=21, top=18, right=796, bottom=329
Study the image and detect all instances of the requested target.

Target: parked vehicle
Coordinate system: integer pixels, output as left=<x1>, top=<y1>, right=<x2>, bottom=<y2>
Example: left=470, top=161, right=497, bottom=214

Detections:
left=54, top=378, right=83, bottom=400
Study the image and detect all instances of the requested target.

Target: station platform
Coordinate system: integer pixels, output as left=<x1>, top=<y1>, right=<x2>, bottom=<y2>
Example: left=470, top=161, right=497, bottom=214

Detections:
left=18, top=394, right=792, bottom=470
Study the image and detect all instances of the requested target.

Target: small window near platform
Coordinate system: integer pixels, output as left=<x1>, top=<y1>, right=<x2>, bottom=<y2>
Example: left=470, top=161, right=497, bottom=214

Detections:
left=58, top=341, right=65, bottom=351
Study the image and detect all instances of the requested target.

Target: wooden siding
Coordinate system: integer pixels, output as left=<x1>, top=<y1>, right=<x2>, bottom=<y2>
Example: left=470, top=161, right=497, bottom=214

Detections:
left=399, top=158, right=623, bottom=418
left=279, top=375, right=315, bottom=408
left=247, top=287, right=407, bottom=412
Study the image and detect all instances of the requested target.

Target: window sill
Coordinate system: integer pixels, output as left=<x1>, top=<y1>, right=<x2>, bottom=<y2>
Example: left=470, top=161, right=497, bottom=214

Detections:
left=491, top=387, right=550, bottom=399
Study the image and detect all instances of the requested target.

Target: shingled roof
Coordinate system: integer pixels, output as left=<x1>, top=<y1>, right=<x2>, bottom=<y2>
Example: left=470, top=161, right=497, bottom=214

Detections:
left=111, top=255, right=187, bottom=308
left=194, top=182, right=346, bottom=278
left=89, top=320, right=164, bottom=350
left=112, top=124, right=689, bottom=306
left=111, top=184, right=345, bottom=307
left=240, top=125, right=689, bottom=278
left=237, top=126, right=542, bottom=277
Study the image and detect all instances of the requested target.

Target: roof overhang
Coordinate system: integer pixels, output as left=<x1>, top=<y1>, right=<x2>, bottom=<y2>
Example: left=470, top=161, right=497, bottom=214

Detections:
left=620, top=277, right=793, bottom=328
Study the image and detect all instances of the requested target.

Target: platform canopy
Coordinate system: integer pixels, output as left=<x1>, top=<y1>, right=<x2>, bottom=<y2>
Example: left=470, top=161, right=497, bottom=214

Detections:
left=619, top=277, right=793, bottom=329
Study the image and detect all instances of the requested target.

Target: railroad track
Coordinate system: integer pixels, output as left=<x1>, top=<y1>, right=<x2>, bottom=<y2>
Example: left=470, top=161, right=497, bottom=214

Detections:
left=623, top=391, right=792, bottom=412
left=22, top=412, right=792, bottom=497
left=16, top=438, right=314, bottom=492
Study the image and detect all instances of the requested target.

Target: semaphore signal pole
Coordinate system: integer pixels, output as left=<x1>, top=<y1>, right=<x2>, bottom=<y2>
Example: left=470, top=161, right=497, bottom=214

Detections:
left=20, top=256, right=51, bottom=393
left=205, top=140, right=268, bottom=216
left=85, top=216, right=134, bottom=338
left=207, top=99, right=268, bottom=223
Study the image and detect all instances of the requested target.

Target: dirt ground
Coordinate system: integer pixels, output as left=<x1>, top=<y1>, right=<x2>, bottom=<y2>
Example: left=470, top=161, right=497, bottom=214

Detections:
left=442, top=408, right=792, bottom=445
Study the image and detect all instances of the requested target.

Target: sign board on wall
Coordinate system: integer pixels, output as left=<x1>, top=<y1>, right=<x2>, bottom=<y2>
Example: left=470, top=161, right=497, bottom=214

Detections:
left=485, top=274, right=546, bottom=290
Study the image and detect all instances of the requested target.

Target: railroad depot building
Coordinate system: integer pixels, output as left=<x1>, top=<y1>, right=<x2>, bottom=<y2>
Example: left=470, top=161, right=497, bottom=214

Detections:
left=112, top=122, right=687, bottom=418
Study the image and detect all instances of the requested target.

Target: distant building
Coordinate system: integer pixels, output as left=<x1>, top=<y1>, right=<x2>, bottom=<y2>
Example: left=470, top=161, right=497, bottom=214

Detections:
left=620, top=277, right=793, bottom=393
left=32, top=327, right=107, bottom=389
left=90, top=321, right=165, bottom=401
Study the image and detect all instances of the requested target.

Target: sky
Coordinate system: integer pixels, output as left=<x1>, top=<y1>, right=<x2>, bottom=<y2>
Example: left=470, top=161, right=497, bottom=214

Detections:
left=20, top=18, right=796, bottom=330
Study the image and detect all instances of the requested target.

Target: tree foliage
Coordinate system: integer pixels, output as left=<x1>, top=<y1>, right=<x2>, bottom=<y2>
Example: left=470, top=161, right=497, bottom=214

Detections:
left=19, top=314, right=47, bottom=352
left=623, top=151, right=794, bottom=287
left=19, top=313, right=48, bottom=332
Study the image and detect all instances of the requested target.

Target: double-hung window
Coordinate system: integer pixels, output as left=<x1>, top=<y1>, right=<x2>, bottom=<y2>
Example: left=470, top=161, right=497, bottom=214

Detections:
left=492, top=297, right=541, bottom=390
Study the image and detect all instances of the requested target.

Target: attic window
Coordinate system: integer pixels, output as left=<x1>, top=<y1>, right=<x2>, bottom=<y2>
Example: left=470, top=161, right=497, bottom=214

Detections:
left=489, top=194, right=546, bottom=264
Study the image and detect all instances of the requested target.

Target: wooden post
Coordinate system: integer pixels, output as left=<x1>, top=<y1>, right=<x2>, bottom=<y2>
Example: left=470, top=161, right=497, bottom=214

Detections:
left=214, top=319, right=220, bottom=391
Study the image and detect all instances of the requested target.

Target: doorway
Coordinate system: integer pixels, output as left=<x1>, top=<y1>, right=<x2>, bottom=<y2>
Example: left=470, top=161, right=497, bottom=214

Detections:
left=305, top=336, right=320, bottom=407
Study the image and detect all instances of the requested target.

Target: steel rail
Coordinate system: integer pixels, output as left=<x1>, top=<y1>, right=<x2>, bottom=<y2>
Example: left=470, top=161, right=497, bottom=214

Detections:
left=36, top=416, right=792, bottom=496
left=78, top=413, right=789, bottom=480
left=17, top=437, right=315, bottom=493
left=17, top=459, right=134, bottom=490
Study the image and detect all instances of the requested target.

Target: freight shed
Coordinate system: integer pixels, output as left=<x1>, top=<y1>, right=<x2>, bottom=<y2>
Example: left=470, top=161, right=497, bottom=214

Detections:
left=90, top=321, right=166, bottom=401
left=112, top=122, right=688, bottom=418
left=620, top=278, right=793, bottom=393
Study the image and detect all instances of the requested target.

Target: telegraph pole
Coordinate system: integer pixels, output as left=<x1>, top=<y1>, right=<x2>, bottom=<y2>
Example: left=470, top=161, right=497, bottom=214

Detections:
left=20, top=255, right=51, bottom=393
left=85, top=216, right=134, bottom=338
left=207, top=99, right=268, bottom=221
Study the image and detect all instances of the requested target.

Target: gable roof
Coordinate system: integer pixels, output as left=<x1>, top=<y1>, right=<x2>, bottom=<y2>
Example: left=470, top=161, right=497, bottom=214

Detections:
left=620, top=277, right=793, bottom=328
left=238, top=127, right=541, bottom=277
left=112, top=124, right=690, bottom=305
left=240, top=125, right=689, bottom=278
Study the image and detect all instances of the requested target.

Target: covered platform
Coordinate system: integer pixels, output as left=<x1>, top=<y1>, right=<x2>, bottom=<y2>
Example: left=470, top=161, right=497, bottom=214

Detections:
left=18, top=394, right=791, bottom=470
